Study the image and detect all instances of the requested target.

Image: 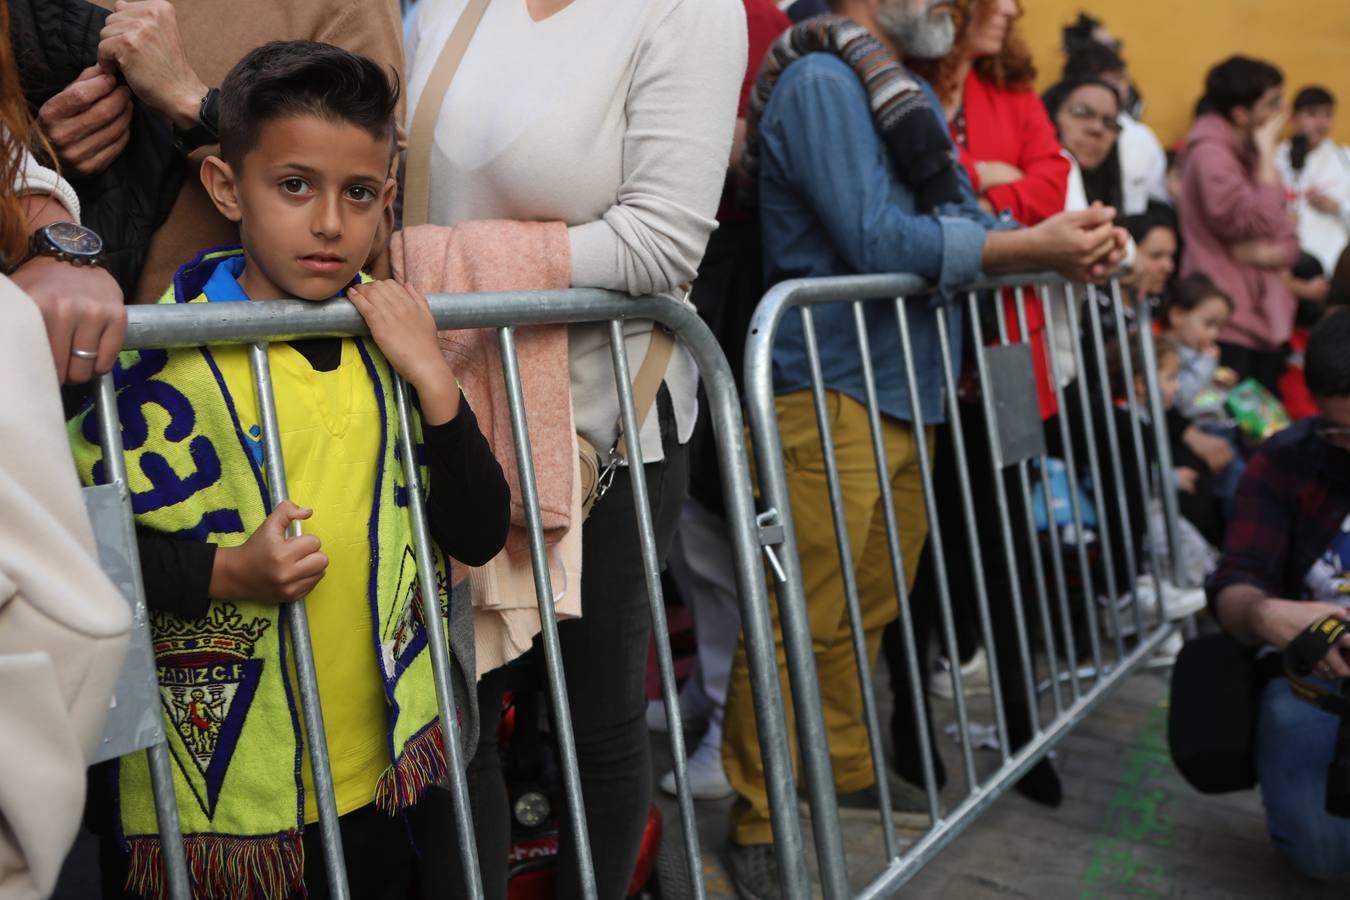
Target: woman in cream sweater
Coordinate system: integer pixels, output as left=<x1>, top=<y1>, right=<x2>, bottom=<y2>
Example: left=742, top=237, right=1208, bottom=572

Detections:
left=406, top=0, right=745, bottom=897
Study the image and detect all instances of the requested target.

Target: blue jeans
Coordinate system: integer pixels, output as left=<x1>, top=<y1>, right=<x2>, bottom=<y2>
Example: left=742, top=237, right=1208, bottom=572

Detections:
left=1256, top=676, right=1350, bottom=881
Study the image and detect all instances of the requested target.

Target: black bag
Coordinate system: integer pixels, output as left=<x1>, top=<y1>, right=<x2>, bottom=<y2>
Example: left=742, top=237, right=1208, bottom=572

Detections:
left=1168, top=632, right=1275, bottom=794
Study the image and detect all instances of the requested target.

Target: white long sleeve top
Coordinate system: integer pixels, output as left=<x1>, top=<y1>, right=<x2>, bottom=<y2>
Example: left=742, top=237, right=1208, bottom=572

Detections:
left=1277, top=137, right=1350, bottom=275
left=406, top=0, right=746, bottom=462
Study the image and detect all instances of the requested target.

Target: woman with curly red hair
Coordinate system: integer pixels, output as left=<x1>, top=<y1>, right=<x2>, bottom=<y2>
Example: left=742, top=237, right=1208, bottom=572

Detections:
left=883, top=0, right=1075, bottom=811
left=907, top=0, right=1069, bottom=225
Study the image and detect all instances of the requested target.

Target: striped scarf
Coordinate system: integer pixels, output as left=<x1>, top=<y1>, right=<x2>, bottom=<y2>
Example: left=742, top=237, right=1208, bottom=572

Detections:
left=739, top=15, right=962, bottom=212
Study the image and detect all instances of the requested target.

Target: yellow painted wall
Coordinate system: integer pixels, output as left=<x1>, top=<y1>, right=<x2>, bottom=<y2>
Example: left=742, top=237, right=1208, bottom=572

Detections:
left=1019, top=1, right=1350, bottom=149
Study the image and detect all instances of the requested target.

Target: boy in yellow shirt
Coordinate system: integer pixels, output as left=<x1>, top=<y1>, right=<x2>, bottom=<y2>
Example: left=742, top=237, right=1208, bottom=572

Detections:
left=71, top=41, right=510, bottom=899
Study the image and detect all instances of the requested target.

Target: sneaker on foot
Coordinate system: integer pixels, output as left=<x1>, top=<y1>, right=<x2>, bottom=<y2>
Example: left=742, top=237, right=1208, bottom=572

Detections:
left=1156, top=579, right=1206, bottom=621
left=726, top=842, right=780, bottom=900
left=1151, top=630, right=1184, bottom=664
left=929, top=646, right=991, bottom=700
left=1099, top=575, right=1205, bottom=638
left=659, top=738, right=733, bottom=800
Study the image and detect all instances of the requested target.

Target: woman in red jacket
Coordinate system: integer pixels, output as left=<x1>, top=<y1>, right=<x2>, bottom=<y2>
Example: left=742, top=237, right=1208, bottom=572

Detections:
left=884, top=0, right=1072, bottom=811
left=908, top=0, right=1070, bottom=227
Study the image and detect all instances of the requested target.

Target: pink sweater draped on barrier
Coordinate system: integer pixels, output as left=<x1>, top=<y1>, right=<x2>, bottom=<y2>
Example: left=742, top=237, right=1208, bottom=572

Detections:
left=392, top=221, right=583, bottom=675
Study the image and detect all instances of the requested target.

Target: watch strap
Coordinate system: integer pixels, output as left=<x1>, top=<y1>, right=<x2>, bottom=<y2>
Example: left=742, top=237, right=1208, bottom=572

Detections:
left=175, top=87, right=221, bottom=152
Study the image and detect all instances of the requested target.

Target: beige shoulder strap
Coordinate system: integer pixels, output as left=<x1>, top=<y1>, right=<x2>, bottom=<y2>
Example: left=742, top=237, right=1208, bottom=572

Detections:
left=403, top=0, right=491, bottom=228
left=613, top=327, right=675, bottom=462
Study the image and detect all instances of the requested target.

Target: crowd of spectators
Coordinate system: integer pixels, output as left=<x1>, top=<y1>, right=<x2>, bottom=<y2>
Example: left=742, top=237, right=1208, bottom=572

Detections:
left=2, top=0, right=1348, bottom=898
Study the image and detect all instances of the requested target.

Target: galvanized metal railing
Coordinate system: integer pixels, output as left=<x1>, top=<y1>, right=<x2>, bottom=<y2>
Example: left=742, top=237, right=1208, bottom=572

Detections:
left=743, top=273, right=1195, bottom=898
left=87, top=289, right=804, bottom=899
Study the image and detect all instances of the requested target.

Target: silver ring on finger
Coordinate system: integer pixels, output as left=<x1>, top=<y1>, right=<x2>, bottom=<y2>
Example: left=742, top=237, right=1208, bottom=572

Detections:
left=71, top=347, right=99, bottom=360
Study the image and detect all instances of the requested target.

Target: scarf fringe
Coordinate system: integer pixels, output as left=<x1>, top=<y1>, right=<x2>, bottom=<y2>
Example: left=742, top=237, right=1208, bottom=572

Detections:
left=125, top=831, right=304, bottom=900
left=374, top=721, right=449, bottom=813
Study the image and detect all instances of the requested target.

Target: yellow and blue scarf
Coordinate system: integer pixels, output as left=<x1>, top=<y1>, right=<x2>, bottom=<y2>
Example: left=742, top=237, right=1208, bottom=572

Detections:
left=69, top=248, right=451, bottom=900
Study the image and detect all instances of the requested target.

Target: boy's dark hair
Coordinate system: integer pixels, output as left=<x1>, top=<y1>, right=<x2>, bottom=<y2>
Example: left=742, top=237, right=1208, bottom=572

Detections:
left=1164, top=273, right=1232, bottom=323
left=1305, top=309, right=1350, bottom=397
left=218, top=41, right=399, bottom=165
left=1293, top=85, right=1335, bottom=112
left=1202, top=56, right=1283, bottom=122
left=1063, top=42, right=1126, bottom=84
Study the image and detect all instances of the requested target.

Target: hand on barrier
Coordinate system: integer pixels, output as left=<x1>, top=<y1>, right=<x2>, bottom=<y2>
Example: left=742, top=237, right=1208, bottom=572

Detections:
left=11, top=254, right=127, bottom=384
left=97, top=0, right=209, bottom=131
left=37, top=65, right=133, bottom=177
left=1007, top=202, right=1129, bottom=282
left=211, top=501, right=329, bottom=603
left=348, top=280, right=462, bottom=425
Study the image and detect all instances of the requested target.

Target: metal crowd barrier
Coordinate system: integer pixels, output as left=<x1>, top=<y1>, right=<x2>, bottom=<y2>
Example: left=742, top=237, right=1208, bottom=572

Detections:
left=87, top=289, right=805, bottom=899
left=743, top=273, right=1194, bottom=898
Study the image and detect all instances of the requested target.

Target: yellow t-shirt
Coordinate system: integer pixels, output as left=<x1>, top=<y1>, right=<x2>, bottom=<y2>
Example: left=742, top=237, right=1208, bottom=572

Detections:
left=214, top=340, right=390, bottom=822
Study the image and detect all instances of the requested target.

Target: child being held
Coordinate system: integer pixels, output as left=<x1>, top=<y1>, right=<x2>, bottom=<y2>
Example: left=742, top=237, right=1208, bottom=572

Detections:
left=69, top=42, right=510, bottom=899
left=1162, top=274, right=1246, bottom=508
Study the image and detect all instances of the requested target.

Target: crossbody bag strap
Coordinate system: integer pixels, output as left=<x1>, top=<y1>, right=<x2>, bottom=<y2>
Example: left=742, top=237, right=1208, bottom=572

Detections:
left=403, top=0, right=491, bottom=228
left=612, top=327, right=675, bottom=463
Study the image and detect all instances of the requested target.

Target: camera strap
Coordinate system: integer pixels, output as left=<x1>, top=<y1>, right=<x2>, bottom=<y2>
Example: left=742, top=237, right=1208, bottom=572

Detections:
left=1283, top=614, right=1350, bottom=717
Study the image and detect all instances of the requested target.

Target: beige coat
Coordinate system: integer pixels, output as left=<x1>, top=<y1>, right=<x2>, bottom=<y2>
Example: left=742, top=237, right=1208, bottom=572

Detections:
left=0, top=277, right=130, bottom=900
left=87, top=0, right=407, bottom=304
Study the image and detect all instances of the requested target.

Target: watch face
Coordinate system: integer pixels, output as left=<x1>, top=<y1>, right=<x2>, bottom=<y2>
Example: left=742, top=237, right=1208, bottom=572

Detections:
left=44, top=222, right=103, bottom=257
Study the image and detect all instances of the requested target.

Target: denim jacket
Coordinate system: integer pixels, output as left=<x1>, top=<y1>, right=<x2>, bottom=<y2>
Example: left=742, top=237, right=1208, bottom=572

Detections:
left=760, top=53, right=1015, bottom=423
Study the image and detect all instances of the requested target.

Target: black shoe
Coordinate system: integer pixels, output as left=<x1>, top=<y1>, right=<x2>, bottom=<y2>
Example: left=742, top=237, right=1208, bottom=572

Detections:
left=1014, top=758, right=1063, bottom=807
left=725, top=842, right=780, bottom=900
left=797, top=769, right=934, bottom=828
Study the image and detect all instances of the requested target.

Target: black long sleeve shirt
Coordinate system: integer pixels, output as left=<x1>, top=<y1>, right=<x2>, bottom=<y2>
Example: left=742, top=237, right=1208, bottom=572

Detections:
left=136, top=339, right=510, bottom=618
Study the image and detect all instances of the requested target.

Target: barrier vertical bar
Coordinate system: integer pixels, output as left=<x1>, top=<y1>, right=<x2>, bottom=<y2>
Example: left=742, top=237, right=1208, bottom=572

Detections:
left=725, top=313, right=817, bottom=900
left=497, top=326, right=597, bottom=900
left=1108, top=282, right=1170, bottom=629
left=389, top=375, right=486, bottom=900
left=1064, top=290, right=1128, bottom=663
left=1039, top=284, right=1105, bottom=681
left=607, top=321, right=707, bottom=897
left=246, top=343, right=349, bottom=899
left=1083, top=287, right=1146, bottom=642
left=993, top=295, right=1065, bottom=716
left=849, top=303, right=942, bottom=823
left=94, top=374, right=193, bottom=900
left=799, top=306, right=901, bottom=863
left=894, top=297, right=979, bottom=790
left=968, top=292, right=1041, bottom=738
left=1013, top=287, right=1080, bottom=703
left=934, top=310, right=1012, bottom=761
left=1135, top=299, right=1188, bottom=589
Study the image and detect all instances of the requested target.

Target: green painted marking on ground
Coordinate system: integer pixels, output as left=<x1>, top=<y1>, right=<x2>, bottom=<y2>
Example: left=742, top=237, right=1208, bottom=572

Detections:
left=1080, top=698, right=1186, bottom=898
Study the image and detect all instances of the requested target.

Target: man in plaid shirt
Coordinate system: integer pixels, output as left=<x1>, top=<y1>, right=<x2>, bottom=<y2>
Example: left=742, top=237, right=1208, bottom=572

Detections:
left=1209, top=310, right=1350, bottom=882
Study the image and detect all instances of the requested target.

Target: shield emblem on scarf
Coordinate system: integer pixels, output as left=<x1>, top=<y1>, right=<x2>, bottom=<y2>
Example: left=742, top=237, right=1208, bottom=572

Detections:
left=153, top=604, right=270, bottom=818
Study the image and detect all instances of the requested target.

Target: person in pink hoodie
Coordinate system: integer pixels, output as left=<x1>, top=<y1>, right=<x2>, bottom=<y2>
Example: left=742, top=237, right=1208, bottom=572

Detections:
left=1179, top=56, right=1299, bottom=395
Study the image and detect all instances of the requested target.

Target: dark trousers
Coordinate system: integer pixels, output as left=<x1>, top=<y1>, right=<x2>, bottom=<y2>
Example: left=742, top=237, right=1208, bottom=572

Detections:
left=99, top=788, right=457, bottom=899
left=446, top=402, right=689, bottom=900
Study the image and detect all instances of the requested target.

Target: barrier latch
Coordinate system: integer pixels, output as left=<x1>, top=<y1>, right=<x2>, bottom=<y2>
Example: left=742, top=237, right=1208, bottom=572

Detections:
left=756, top=509, right=788, bottom=583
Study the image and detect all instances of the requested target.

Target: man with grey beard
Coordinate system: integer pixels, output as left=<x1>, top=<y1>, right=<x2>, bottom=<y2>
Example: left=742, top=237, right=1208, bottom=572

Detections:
left=721, top=0, right=1127, bottom=895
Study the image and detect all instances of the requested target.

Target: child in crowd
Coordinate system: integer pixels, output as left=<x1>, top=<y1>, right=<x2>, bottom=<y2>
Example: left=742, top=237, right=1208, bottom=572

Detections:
left=1096, top=334, right=1208, bottom=638
left=1162, top=274, right=1246, bottom=509
left=69, top=42, right=510, bottom=899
